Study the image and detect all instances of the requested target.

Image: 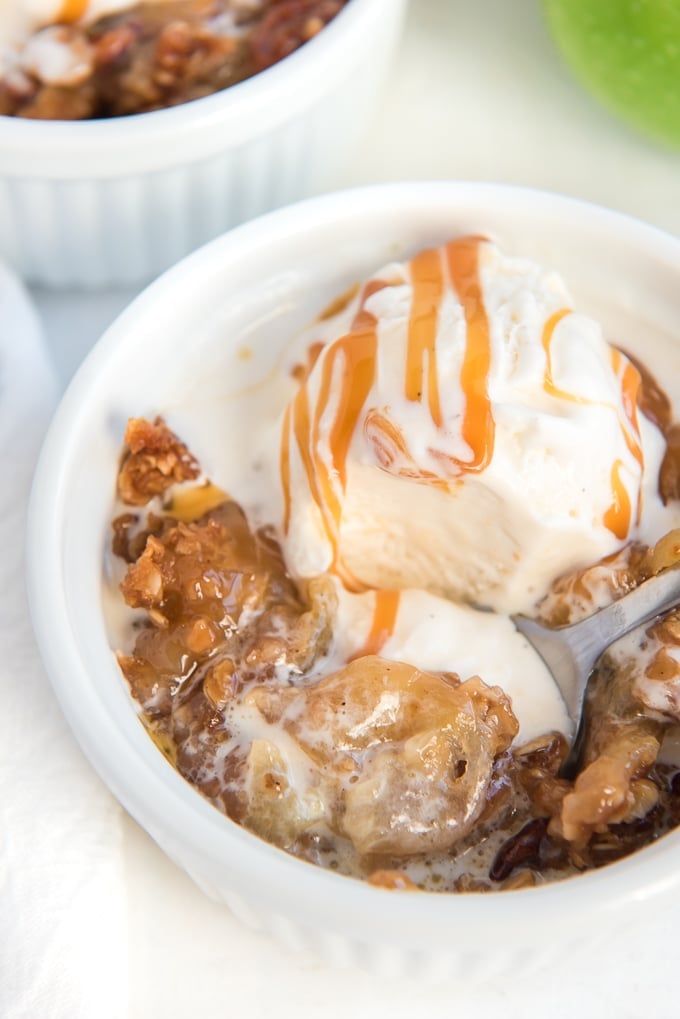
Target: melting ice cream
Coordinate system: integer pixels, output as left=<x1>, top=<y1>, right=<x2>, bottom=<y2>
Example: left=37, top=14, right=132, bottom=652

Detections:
left=279, top=236, right=666, bottom=614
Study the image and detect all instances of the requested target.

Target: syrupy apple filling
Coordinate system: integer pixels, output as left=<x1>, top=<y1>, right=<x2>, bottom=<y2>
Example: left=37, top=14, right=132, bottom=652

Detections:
left=110, top=415, right=680, bottom=892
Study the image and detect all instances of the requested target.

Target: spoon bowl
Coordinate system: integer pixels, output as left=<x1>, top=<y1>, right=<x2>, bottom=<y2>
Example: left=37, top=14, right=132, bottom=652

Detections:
left=513, top=562, right=680, bottom=776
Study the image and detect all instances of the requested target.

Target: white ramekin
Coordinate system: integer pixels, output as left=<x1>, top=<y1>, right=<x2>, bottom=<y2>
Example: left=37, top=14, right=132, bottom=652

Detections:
left=0, top=0, right=406, bottom=289
left=26, top=182, right=680, bottom=979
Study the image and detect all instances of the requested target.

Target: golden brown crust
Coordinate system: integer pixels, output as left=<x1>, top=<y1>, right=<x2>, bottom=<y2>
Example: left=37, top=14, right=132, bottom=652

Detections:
left=118, top=416, right=200, bottom=507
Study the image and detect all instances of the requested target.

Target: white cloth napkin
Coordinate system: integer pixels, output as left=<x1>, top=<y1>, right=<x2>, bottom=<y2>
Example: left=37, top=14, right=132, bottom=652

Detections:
left=0, top=266, right=127, bottom=1018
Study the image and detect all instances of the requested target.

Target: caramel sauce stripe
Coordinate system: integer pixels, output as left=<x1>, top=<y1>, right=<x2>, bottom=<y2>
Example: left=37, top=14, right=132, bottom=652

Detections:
left=282, top=282, right=385, bottom=588
left=603, top=459, right=633, bottom=540
left=283, top=239, right=496, bottom=589
left=350, top=590, right=402, bottom=660
left=443, top=237, right=495, bottom=474
left=57, top=0, right=89, bottom=22
left=406, top=247, right=445, bottom=427
left=543, top=313, right=643, bottom=537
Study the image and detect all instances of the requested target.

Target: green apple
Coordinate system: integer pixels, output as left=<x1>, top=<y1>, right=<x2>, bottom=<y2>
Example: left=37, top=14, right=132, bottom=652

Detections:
left=542, top=0, right=680, bottom=148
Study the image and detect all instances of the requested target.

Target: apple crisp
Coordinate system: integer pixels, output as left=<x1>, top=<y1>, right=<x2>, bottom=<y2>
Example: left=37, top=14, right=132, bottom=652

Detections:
left=111, top=415, right=680, bottom=890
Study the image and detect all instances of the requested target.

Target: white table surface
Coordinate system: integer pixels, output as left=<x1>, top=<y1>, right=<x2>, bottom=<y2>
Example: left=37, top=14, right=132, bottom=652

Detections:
left=29, top=0, right=680, bottom=1015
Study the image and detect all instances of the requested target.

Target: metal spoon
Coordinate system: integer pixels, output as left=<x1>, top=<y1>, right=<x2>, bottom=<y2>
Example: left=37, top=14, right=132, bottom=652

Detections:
left=512, top=564, right=680, bottom=778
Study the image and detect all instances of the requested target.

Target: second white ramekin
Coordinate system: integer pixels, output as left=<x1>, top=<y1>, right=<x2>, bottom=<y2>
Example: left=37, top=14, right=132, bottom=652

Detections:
left=0, top=0, right=407, bottom=288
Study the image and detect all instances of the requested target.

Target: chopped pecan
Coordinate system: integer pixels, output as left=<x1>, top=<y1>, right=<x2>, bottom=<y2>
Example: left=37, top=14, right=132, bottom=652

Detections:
left=490, top=818, right=548, bottom=882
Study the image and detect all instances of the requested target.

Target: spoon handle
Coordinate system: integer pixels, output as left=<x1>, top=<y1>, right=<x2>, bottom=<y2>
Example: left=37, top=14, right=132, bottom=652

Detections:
left=574, top=562, right=680, bottom=657
left=513, top=563, right=680, bottom=725
left=562, top=563, right=680, bottom=779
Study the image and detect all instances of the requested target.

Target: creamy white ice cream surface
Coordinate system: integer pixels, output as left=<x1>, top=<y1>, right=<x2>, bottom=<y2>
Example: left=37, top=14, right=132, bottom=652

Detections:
left=279, top=237, right=667, bottom=615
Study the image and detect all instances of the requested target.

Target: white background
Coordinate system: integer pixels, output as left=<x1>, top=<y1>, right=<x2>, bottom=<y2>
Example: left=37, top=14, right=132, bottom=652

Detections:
left=30, top=0, right=680, bottom=1014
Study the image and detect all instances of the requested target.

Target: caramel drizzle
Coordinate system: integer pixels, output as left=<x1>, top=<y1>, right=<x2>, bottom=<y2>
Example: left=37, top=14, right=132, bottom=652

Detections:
left=443, top=237, right=495, bottom=473
left=280, top=282, right=384, bottom=587
left=603, top=460, right=632, bottom=540
left=283, top=237, right=647, bottom=582
left=350, top=590, right=401, bottom=660
left=542, top=313, right=644, bottom=538
left=405, top=247, right=445, bottom=427
left=611, top=348, right=644, bottom=466
left=281, top=238, right=496, bottom=587
left=290, top=340, right=325, bottom=384
left=321, top=280, right=386, bottom=496
left=367, top=237, right=495, bottom=480
left=364, top=408, right=409, bottom=470
left=57, top=0, right=89, bottom=22
left=363, top=408, right=449, bottom=490
left=542, top=309, right=591, bottom=404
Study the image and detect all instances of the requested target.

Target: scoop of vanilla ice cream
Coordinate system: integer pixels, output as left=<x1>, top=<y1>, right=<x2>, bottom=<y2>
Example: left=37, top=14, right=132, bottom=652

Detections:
left=279, top=237, right=665, bottom=614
